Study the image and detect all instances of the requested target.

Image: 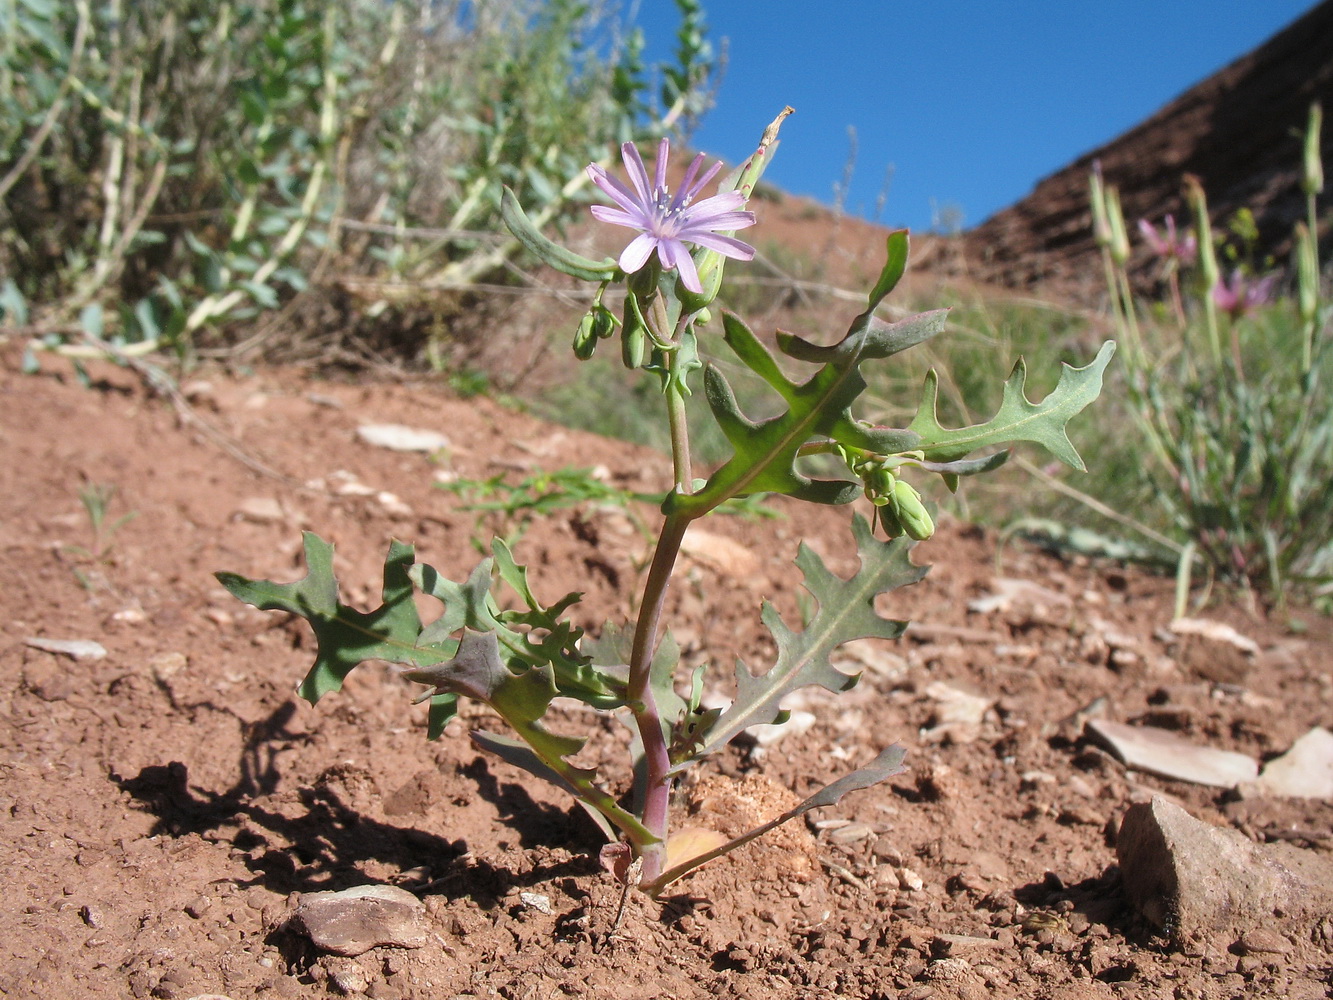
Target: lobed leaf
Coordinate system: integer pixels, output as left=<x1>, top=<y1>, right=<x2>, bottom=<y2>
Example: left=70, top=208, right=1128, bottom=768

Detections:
left=693, top=515, right=925, bottom=758
left=668, top=306, right=947, bottom=517
left=216, top=533, right=453, bottom=705
left=909, top=340, right=1116, bottom=471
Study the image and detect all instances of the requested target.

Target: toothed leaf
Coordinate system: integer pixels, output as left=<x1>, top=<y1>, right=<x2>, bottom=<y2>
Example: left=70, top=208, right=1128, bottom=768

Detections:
left=909, top=341, right=1116, bottom=471
left=669, top=306, right=946, bottom=517
left=216, top=533, right=453, bottom=704
left=696, top=515, right=925, bottom=756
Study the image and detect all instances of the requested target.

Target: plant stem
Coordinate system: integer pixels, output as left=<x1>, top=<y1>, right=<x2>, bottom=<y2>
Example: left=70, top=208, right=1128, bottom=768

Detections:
left=625, top=511, right=690, bottom=884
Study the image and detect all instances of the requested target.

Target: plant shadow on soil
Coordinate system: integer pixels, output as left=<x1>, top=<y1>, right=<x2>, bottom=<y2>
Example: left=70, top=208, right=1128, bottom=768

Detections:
left=113, top=699, right=604, bottom=906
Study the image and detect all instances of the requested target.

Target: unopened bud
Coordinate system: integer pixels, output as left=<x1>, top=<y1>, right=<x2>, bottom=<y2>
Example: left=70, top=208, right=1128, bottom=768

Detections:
left=891, top=480, right=935, bottom=541
left=1304, top=103, right=1324, bottom=196
left=572, top=311, right=598, bottom=360
left=677, top=249, right=726, bottom=312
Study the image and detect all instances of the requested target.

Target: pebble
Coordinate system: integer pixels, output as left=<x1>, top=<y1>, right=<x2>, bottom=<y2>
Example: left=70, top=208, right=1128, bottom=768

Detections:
left=234, top=497, right=286, bottom=524
left=896, top=867, right=925, bottom=891
left=1118, top=795, right=1333, bottom=941
left=24, top=636, right=107, bottom=660
left=1240, top=727, right=1333, bottom=799
left=1235, top=928, right=1293, bottom=955
left=291, top=885, right=430, bottom=957
left=356, top=423, right=450, bottom=453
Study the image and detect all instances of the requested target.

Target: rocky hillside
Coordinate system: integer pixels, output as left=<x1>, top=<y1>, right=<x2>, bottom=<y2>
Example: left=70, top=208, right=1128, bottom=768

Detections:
left=962, top=0, right=1333, bottom=301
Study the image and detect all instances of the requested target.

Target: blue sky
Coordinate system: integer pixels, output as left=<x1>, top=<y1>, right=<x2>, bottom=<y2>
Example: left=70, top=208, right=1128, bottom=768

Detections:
left=631, top=1, right=1316, bottom=232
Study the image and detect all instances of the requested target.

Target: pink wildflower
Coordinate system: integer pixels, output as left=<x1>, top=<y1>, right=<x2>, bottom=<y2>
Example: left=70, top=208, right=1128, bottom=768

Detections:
left=587, top=139, right=756, bottom=293
left=1212, top=270, right=1277, bottom=319
left=1137, top=215, right=1196, bottom=262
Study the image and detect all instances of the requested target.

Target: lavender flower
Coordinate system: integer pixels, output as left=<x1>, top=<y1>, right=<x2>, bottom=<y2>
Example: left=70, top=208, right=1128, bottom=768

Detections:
left=1138, top=215, right=1196, bottom=262
left=1212, top=270, right=1277, bottom=319
left=587, top=138, right=756, bottom=294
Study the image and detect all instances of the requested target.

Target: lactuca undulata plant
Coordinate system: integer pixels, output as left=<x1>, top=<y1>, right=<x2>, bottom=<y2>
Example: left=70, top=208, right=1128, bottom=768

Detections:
left=219, top=110, right=1114, bottom=894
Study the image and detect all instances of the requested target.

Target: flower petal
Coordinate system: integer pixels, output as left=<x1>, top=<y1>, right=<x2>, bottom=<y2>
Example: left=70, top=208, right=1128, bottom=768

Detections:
left=657, top=238, right=702, bottom=293
left=620, top=142, right=652, bottom=206
left=590, top=205, right=646, bottom=230
left=588, top=164, right=650, bottom=219
left=685, top=209, right=756, bottom=233
left=619, top=232, right=658, bottom=274
left=684, top=191, right=749, bottom=222
left=653, top=138, right=670, bottom=199
left=686, top=232, right=756, bottom=261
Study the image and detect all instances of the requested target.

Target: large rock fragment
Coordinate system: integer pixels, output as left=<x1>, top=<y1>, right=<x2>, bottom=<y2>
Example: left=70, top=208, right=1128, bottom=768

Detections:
left=1117, top=796, right=1333, bottom=942
left=290, top=884, right=430, bottom=957
left=1241, top=726, right=1333, bottom=799
left=1086, top=719, right=1257, bottom=788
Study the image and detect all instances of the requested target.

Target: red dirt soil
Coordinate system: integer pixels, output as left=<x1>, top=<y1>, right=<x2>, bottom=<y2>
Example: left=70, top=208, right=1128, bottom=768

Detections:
left=2, top=347, right=1332, bottom=999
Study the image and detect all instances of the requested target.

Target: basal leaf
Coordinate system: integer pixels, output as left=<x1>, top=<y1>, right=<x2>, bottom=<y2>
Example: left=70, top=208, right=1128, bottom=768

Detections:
left=909, top=340, right=1116, bottom=471
left=216, top=533, right=453, bottom=705
left=694, top=515, right=925, bottom=757
left=411, top=552, right=622, bottom=709
left=407, top=631, right=656, bottom=845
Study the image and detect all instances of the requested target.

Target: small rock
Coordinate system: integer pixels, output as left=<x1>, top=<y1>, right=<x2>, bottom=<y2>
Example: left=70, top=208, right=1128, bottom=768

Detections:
left=1117, top=795, right=1333, bottom=943
left=1235, top=928, right=1292, bottom=955
left=150, top=652, right=187, bottom=683
left=967, top=578, right=1071, bottom=615
left=518, top=892, right=552, bottom=915
left=1170, top=617, right=1258, bottom=684
left=374, top=492, right=414, bottom=518
left=679, top=529, right=760, bottom=578
left=924, top=682, right=994, bottom=726
left=356, top=423, right=450, bottom=453
left=234, top=497, right=286, bottom=524
left=291, top=885, right=430, bottom=957
left=328, top=471, right=377, bottom=497
left=185, top=896, right=212, bottom=919
left=1168, top=617, right=1259, bottom=654
left=749, top=709, right=816, bottom=748
left=897, top=867, right=925, bottom=891
left=24, top=636, right=107, bottom=660
left=827, top=822, right=875, bottom=845
left=1086, top=718, right=1258, bottom=788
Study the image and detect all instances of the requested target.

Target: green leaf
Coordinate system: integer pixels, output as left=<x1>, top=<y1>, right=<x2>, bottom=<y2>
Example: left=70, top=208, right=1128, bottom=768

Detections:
left=865, top=231, right=910, bottom=312
left=909, top=340, right=1116, bottom=471
left=216, top=533, right=452, bottom=704
left=500, top=187, right=617, bottom=281
left=404, top=629, right=583, bottom=760
left=413, top=549, right=624, bottom=709
left=694, top=515, right=925, bottom=757
left=668, top=308, right=946, bottom=517
left=647, top=743, right=908, bottom=891
left=405, top=630, right=657, bottom=846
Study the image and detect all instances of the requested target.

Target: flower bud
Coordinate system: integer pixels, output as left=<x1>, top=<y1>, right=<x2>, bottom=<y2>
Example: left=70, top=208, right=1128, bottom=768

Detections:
left=677, top=249, right=726, bottom=312
left=1304, top=102, right=1324, bottom=196
left=891, top=479, right=935, bottom=541
left=572, top=311, right=599, bottom=360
